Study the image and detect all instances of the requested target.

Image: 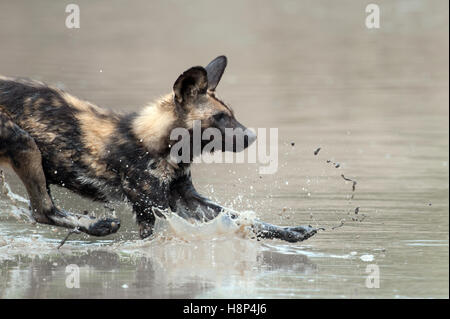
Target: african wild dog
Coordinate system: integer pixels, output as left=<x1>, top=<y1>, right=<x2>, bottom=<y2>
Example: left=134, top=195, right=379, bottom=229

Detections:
left=0, top=56, right=317, bottom=242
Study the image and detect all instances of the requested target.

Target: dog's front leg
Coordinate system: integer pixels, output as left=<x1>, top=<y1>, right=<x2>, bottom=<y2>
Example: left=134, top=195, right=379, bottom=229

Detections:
left=170, top=176, right=317, bottom=243
left=122, top=174, right=170, bottom=239
left=250, top=221, right=317, bottom=243
left=169, top=176, right=225, bottom=222
left=131, top=202, right=169, bottom=239
left=194, top=196, right=317, bottom=242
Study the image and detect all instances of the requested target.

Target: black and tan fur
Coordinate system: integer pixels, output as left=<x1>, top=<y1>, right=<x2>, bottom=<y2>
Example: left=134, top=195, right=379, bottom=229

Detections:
left=0, top=56, right=316, bottom=242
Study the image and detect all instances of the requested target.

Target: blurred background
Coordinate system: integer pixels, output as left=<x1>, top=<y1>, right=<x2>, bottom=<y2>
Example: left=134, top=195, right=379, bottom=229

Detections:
left=0, top=0, right=448, bottom=298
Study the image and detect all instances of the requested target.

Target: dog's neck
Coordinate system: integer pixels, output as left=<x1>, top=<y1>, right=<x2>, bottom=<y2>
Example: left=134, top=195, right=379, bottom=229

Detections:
left=132, top=94, right=178, bottom=156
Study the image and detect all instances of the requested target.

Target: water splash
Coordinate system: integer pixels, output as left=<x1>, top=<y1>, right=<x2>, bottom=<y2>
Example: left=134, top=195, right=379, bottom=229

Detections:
left=0, top=176, right=32, bottom=222
left=151, top=209, right=258, bottom=241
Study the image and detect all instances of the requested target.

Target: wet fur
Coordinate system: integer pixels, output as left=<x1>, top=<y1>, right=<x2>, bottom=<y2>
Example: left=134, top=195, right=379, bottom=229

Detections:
left=0, top=57, right=317, bottom=242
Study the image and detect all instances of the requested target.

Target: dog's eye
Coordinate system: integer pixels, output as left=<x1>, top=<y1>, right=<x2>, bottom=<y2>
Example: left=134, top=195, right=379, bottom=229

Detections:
left=213, top=112, right=226, bottom=122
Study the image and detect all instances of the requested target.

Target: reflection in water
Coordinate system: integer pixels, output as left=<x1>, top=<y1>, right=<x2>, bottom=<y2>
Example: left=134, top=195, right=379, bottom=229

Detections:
left=0, top=239, right=317, bottom=298
left=0, top=166, right=320, bottom=299
left=0, top=185, right=319, bottom=298
left=0, top=0, right=448, bottom=298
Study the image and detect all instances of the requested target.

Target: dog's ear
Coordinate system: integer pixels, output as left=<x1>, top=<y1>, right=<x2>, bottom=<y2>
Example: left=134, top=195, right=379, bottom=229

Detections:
left=173, top=66, right=208, bottom=105
left=205, top=55, right=227, bottom=91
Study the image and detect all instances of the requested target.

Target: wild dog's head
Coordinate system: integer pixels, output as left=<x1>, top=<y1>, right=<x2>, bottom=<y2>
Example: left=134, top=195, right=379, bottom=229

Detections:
left=172, top=56, right=256, bottom=157
left=134, top=56, right=256, bottom=160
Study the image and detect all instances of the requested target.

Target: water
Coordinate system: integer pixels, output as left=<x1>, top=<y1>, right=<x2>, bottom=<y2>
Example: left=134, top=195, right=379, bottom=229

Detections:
left=0, top=0, right=448, bottom=298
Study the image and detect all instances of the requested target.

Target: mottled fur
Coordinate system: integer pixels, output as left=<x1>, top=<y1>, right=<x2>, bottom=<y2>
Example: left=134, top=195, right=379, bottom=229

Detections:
left=0, top=57, right=317, bottom=242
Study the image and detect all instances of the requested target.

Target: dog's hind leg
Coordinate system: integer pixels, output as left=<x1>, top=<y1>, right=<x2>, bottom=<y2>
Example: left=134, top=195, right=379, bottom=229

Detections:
left=0, top=109, right=120, bottom=236
left=0, top=110, right=54, bottom=222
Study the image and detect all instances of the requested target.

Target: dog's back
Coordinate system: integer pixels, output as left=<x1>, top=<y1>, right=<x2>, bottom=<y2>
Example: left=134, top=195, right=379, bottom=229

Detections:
left=0, top=76, right=125, bottom=201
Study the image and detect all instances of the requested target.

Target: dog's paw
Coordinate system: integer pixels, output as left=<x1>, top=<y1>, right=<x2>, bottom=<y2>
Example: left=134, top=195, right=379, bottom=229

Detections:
left=139, top=221, right=154, bottom=239
left=86, top=216, right=121, bottom=236
left=48, top=208, right=121, bottom=237
left=282, top=225, right=317, bottom=242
